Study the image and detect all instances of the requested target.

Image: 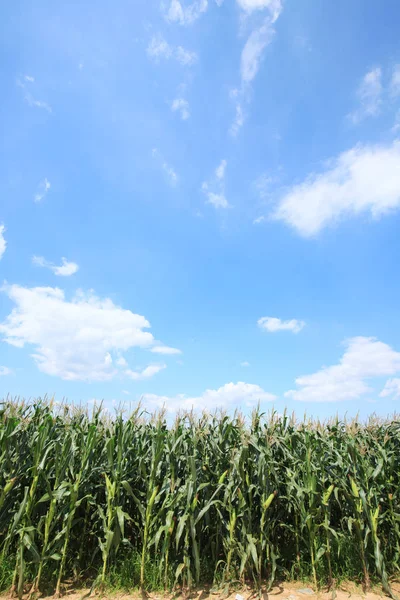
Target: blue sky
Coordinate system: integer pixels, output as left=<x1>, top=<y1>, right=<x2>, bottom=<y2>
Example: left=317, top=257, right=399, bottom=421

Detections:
left=1, top=0, right=400, bottom=418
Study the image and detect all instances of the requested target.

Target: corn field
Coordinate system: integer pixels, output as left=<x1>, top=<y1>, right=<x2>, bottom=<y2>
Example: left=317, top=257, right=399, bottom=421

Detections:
left=1, top=400, right=400, bottom=598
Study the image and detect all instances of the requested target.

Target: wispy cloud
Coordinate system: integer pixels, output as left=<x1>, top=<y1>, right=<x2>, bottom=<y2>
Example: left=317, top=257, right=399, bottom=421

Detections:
left=348, top=67, right=382, bottom=124
left=240, top=361, right=250, bottom=367
left=17, top=76, right=52, bottom=113
left=175, top=46, right=198, bottom=66
left=230, top=97, right=245, bottom=137
left=236, top=0, right=282, bottom=19
left=171, top=98, right=190, bottom=120
left=0, top=225, right=6, bottom=261
left=125, top=364, right=166, bottom=380
left=163, top=0, right=208, bottom=25
left=273, top=141, right=400, bottom=237
left=286, top=337, right=400, bottom=402
left=258, top=316, right=305, bottom=333
left=147, top=35, right=197, bottom=66
left=202, top=159, right=229, bottom=209
left=393, top=110, right=400, bottom=133
left=152, top=148, right=178, bottom=186
left=32, top=256, right=79, bottom=277
left=151, top=345, right=182, bottom=355
left=390, top=64, right=400, bottom=98
left=0, top=366, right=13, bottom=376
left=34, top=178, right=51, bottom=203
left=215, top=159, right=227, bottom=180
left=230, top=1, right=282, bottom=136
left=380, top=377, right=400, bottom=399
left=240, top=18, right=275, bottom=84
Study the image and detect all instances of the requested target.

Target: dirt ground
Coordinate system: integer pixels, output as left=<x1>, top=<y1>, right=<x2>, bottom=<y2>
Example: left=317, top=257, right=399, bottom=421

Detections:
left=6, top=581, right=400, bottom=600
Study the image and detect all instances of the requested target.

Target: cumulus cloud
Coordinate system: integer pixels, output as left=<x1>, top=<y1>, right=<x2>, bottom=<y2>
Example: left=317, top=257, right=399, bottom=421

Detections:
left=164, top=0, right=208, bottom=25
left=0, top=284, right=179, bottom=382
left=258, top=316, right=305, bottom=333
left=125, top=364, right=166, bottom=380
left=171, top=98, right=190, bottom=120
left=349, top=67, right=382, bottom=124
left=34, top=178, right=51, bottom=203
left=32, top=256, right=79, bottom=276
left=380, top=378, right=400, bottom=399
left=285, top=337, right=400, bottom=402
left=147, top=35, right=197, bottom=66
left=0, top=225, right=6, bottom=260
left=142, top=381, right=276, bottom=413
left=273, top=141, right=400, bottom=237
left=202, top=159, right=229, bottom=209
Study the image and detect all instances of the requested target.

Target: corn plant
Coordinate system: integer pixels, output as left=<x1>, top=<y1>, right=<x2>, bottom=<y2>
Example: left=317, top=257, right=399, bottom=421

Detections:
left=0, top=400, right=399, bottom=598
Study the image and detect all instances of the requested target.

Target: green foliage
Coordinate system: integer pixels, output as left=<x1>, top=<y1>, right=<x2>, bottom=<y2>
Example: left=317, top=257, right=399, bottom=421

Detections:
left=0, top=400, right=399, bottom=598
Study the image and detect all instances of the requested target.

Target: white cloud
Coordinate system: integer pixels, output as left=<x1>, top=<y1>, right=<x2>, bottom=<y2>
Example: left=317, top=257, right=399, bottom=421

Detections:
left=175, top=46, right=198, bottom=66
left=230, top=1, right=282, bottom=136
left=0, top=225, right=6, bottom=260
left=142, top=381, right=276, bottom=413
left=0, top=366, right=13, bottom=376
left=253, top=215, right=266, bottom=224
left=230, top=101, right=245, bottom=137
left=0, top=284, right=178, bottom=382
left=240, top=361, right=250, bottom=367
left=17, top=76, right=52, bottom=113
left=215, top=159, right=227, bottom=180
left=202, top=160, right=229, bottom=209
left=122, top=389, right=130, bottom=395
left=126, top=364, right=166, bottom=380
left=164, top=0, right=208, bottom=25
left=236, top=0, right=282, bottom=19
left=116, top=357, right=128, bottom=367
left=147, top=35, right=172, bottom=59
left=25, top=95, right=52, bottom=113
left=380, top=378, right=400, bottom=399
left=258, top=316, right=305, bottom=333
left=241, top=18, right=275, bottom=84
left=151, top=345, right=182, bottom=355
left=32, top=256, right=79, bottom=277
left=285, top=337, right=400, bottom=402
left=172, top=98, right=190, bottom=120
left=152, top=148, right=178, bottom=186
left=390, top=64, right=400, bottom=97
left=349, top=67, right=382, bottom=124
left=273, top=141, right=400, bottom=237
left=254, top=173, right=274, bottom=198
left=34, top=178, right=51, bottom=203
left=147, top=35, right=197, bottom=66
left=205, top=192, right=229, bottom=208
